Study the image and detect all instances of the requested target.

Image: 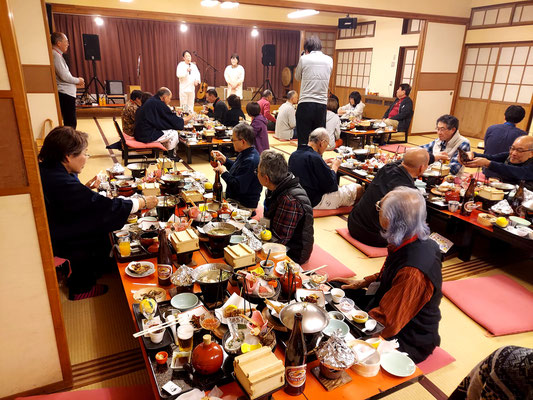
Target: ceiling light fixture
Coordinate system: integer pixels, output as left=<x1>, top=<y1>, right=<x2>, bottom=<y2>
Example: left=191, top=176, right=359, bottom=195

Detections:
left=180, top=23, right=188, bottom=32
left=251, top=27, right=259, bottom=37
left=220, top=1, right=239, bottom=9
left=200, top=0, right=220, bottom=6
left=94, top=16, right=104, bottom=26
left=119, top=0, right=133, bottom=3
left=287, top=9, right=319, bottom=19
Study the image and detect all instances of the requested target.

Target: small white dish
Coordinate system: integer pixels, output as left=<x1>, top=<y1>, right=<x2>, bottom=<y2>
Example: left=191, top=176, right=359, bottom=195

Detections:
left=125, top=261, right=155, bottom=278
left=380, top=352, right=416, bottom=377
left=170, top=293, right=199, bottom=310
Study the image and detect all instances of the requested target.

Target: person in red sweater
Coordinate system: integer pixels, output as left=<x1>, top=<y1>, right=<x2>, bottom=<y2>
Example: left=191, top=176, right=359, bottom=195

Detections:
left=257, top=90, right=276, bottom=131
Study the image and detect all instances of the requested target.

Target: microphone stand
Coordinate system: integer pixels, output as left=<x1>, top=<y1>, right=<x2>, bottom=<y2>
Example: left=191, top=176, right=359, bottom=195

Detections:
left=193, top=51, right=219, bottom=89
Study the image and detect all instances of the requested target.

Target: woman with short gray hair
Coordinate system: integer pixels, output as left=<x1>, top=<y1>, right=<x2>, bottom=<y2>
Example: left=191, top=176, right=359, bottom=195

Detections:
left=331, top=186, right=442, bottom=363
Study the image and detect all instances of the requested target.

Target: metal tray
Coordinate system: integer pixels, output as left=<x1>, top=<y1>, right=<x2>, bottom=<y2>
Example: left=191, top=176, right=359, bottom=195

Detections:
left=132, top=303, right=174, bottom=351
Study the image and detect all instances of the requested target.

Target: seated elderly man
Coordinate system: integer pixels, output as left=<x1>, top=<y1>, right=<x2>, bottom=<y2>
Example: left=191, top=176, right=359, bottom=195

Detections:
left=462, top=135, right=533, bottom=190
left=257, top=150, right=314, bottom=264
left=421, top=114, right=470, bottom=175
left=211, top=123, right=262, bottom=209
left=257, top=90, right=277, bottom=131
left=333, top=187, right=442, bottom=363
left=134, top=87, right=192, bottom=155
left=274, top=90, right=298, bottom=140
left=289, top=128, right=362, bottom=209
left=348, top=147, right=429, bottom=247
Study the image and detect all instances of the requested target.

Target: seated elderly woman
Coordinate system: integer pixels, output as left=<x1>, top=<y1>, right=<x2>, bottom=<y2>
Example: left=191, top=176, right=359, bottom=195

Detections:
left=332, top=186, right=442, bottom=363
left=39, top=126, right=158, bottom=300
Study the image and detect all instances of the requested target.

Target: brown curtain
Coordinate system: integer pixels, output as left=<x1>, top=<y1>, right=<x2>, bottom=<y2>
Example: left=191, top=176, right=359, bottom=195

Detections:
left=53, top=13, right=300, bottom=99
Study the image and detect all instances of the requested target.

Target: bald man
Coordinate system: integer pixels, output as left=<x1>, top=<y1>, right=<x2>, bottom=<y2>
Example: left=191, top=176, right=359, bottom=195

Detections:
left=462, top=135, right=533, bottom=191
left=347, top=148, right=430, bottom=247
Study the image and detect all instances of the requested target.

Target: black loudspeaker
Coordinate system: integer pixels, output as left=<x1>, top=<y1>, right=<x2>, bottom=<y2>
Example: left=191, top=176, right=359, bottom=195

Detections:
left=106, top=80, right=124, bottom=95
left=338, top=17, right=357, bottom=29
left=82, top=33, right=101, bottom=61
left=262, top=44, right=276, bottom=67
left=45, top=4, right=53, bottom=36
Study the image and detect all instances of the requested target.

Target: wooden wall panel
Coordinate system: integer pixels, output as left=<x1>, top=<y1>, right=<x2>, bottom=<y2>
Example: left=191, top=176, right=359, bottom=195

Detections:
left=484, top=102, right=531, bottom=133
left=0, top=98, right=28, bottom=188
left=417, top=72, right=458, bottom=91
left=453, top=98, right=488, bottom=138
left=23, top=65, right=55, bottom=93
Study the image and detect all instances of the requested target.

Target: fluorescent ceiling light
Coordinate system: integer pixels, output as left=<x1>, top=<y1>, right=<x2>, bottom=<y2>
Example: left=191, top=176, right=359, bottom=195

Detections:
left=287, top=9, right=319, bottom=19
left=220, top=1, right=239, bottom=9
left=251, top=28, right=259, bottom=37
left=120, top=0, right=133, bottom=3
left=180, top=23, right=188, bottom=32
left=94, top=16, right=104, bottom=25
left=200, top=0, right=220, bottom=6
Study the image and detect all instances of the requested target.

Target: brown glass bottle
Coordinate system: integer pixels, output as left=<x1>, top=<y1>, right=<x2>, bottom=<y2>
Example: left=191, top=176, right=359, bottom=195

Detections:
left=460, top=178, right=476, bottom=216
left=157, top=229, right=173, bottom=286
left=213, top=170, right=223, bottom=203
left=511, top=180, right=525, bottom=217
left=284, top=313, right=306, bottom=396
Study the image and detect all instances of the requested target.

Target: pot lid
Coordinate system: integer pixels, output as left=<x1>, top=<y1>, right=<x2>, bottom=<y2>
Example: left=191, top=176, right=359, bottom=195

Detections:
left=280, top=302, right=329, bottom=334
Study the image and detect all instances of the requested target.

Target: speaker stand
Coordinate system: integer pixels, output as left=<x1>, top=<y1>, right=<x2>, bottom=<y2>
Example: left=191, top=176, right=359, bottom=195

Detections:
left=81, top=59, right=106, bottom=104
left=252, top=65, right=277, bottom=102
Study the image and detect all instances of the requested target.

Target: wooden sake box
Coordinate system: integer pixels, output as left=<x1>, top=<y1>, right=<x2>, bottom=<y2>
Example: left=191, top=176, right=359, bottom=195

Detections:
left=157, top=157, right=173, bottom=170
left=224, top=243, right=256, bottom=269
left=234, top=347, right=285, bottom=400
left=140, top=182, right=160, bottom=196
left=181, top=190, right=204, bottom=204
left=170, top=229, right=199, bottom=254
left=478, top=186, right=504, bottom=201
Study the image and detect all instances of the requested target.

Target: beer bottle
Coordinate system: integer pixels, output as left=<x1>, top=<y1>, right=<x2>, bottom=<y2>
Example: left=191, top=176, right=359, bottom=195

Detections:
left=157, top=229, right=173, bottom=286
left=511, top=180, right=525, bottom=217
left=284, top=313, right=306, bottom=396
left=460, top=177, right=476, bottom=216
left=213, top=170, right=223, bottom=203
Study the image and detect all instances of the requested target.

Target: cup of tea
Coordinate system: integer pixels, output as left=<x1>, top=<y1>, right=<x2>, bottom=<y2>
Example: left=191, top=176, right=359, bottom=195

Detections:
left=331, top=288, right=345, bottom=304
left=148, top=324, right=165, bottom=344
left=448, top=200, right=461, bottom=213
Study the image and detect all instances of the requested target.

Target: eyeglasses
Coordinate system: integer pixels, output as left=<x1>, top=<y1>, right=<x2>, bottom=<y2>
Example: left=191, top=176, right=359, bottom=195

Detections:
left=375, top=200, right=382, bottom=212
left=509, top=146, right=532, bottom=153
left=436, top=126, right=449, bottom=132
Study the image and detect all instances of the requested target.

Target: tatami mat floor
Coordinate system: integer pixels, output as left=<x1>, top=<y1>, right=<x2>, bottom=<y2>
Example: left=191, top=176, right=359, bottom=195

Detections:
left=62, top=117, right=532, bottom=398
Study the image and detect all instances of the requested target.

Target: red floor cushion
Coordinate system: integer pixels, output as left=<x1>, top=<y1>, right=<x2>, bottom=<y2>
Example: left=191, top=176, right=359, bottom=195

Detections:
left=379, top=144, right=414, bottom=153
left=442, top=274, right=533, bottom=336
left=313, top=206, right=353, bottom=218
left=16, top=384, right=155, bottom=400
left=124, top=135, right=166, bottom=150
left=416, top=347, right=455, bottom=374
left=301, top=244, right=354, bottom=279
left=336, top=228, right=388, bottom=258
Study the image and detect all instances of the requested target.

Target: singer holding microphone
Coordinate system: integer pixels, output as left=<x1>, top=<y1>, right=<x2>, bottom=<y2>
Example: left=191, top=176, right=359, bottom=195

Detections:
left=176, top=50, right=201, bottom=113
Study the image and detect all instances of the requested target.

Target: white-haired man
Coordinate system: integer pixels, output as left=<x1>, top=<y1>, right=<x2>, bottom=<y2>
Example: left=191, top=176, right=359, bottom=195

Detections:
left=275, top=90, right=298, bottom=140
left=289, top=128, right=362, bottom=209
left=333, top=187, right=442, bottom=363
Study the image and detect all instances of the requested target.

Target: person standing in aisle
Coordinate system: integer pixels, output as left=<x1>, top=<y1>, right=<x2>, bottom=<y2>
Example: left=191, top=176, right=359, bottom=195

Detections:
left=51, top=32, right=85, bottom=129
left=224, top=53, right=245, bottom=99
left=176, top=50, right=201, bottom=113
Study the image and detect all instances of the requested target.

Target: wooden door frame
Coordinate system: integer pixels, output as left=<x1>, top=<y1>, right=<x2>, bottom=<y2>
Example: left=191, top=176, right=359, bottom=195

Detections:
left=394, top=45, right=418, bottom=91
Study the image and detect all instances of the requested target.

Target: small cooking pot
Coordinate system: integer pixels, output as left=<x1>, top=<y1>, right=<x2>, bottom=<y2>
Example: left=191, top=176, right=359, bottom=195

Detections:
left=279, top=302, right=329, bottom=351
left=127, top=163, right=147, bottom=179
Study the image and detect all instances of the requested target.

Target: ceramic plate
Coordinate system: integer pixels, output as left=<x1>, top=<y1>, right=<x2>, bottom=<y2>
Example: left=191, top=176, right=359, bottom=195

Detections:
left=295, top=288, right=325, bottom=307
left=170, top=292, right=199, bottom=310
left=125, top=261, right=155, bottom=278
left=380, top=352, right=416, bottom=377
left=133, top=287, right=167, bottom=302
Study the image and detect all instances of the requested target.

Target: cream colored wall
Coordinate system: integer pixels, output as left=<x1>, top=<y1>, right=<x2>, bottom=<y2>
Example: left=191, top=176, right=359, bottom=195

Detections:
left=336, top=16, right=419, bottom=97
left=466, top=25, right=533, bottom=43
left=421, top=23, right=465, bottom=73
left=411, top=22, right=466, bottom=133
left=0, top=195, right=63, bottom=397
left=27, top=93, right=61, bottom=139
left=9, top=0, right=50, bottom=65
left=0, top=37, right=10, bottom=90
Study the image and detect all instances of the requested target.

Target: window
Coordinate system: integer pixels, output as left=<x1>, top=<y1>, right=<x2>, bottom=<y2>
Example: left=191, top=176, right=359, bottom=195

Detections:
left=402, top=19, right=424, bottom=34
left=470, top=3, right=533, bottom=28
left=304, top=31, right=335, bottom=58
left=399, top=47, right=417, bottom=88
left=337, top=21, right=376, bottom=39
left=335, top=49, right=372, bottom=89
left=459, top=44, right=533, bottom=104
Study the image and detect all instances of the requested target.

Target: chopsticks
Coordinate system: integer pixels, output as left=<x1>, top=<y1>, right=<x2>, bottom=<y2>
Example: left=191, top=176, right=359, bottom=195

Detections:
left=302, top=265, right=328, bottom=275
left=133, top=317, right=180, bottom=338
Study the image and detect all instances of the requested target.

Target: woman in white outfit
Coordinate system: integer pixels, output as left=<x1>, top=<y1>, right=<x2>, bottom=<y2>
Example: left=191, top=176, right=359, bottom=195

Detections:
left=176, top=50, right=201, bottom=113
left=224, top=53, right=245, bottom=99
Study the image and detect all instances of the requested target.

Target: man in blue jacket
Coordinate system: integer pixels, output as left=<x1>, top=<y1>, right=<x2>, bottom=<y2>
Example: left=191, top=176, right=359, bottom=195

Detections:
left=134, top=87, right=192, bottom=155
left=211, top=123, right=262, bottom=209
left=483, top=105, right=526, bottom=156
left=289, top=128, right=361, bottom=209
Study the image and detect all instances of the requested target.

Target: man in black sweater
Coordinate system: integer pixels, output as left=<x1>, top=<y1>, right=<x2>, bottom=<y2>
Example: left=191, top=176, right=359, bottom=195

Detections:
left=347, top=147, right=429, bottom=247
left=205, top=89, right=228, bottom=123
left=134, top=87, right=192, bottom=154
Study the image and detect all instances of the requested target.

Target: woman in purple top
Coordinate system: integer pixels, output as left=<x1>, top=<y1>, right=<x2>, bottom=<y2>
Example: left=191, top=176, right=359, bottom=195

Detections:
left=246, top=101, right=269, bottom=154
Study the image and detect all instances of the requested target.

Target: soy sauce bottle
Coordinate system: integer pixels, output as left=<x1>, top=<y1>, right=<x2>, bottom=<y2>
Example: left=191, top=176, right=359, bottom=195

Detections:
left=284, top=313, right=307, bottom=395
left=213, top=170, right=223, bottom=203
left=157, top=229, right=173, bottom=286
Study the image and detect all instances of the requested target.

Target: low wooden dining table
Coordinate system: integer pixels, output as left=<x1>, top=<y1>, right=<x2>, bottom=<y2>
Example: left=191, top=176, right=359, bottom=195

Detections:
left=115, top=239, right=423, bottom=400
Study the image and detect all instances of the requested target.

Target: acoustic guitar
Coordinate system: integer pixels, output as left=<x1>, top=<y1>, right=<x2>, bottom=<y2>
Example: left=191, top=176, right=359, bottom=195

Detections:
left=197, top=81, right=208, bottom=100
